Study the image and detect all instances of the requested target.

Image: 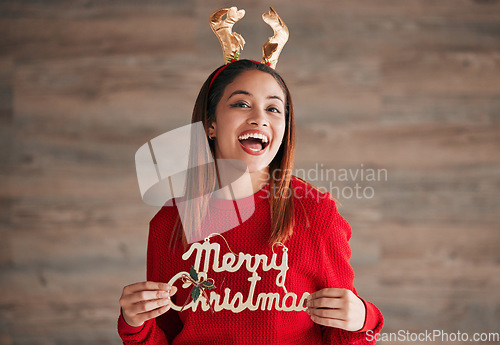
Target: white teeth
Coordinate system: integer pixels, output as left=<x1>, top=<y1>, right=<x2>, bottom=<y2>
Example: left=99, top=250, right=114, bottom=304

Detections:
left=238, top=132, right=269, bottom=143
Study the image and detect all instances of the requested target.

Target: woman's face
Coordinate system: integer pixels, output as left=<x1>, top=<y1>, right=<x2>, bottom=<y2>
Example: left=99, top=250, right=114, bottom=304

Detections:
left=209, top=69, right=287, bottom=174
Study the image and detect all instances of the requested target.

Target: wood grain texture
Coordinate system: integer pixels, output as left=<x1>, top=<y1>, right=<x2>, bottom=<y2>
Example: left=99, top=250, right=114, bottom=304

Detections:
left=1, top=1, right=499, bottom=344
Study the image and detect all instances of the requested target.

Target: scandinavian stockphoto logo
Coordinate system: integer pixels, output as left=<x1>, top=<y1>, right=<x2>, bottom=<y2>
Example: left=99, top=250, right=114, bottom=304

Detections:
left=294, top=163, right=388, bottom=201
left=257, top=164, right=388, bottom=202
left=135, top=121, right=255, bottom=244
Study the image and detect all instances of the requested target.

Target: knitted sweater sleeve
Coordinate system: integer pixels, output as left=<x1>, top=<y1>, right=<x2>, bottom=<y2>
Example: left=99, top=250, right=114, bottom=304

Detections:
left=117, top=207, right=182, bottom=344
left=320, top=199, right=384, bottom=345
left=117, top=315, right=168, bottom=345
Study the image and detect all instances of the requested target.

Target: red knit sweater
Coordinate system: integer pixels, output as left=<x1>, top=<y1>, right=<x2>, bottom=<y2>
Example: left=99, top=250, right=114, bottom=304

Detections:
left=118, top=176, right=384, bottom=344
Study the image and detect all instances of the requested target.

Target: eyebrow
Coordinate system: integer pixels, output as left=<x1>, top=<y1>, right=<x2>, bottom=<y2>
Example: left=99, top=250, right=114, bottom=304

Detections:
left=227, top=90, right=284, bottom=104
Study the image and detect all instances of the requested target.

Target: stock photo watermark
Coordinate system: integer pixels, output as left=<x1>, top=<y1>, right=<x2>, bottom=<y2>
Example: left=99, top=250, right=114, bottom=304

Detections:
left=295, top=163, right=388, bottom=200
left=366, top=329, right=500, bottom=343
left=259, top=163, right=388, bottom=201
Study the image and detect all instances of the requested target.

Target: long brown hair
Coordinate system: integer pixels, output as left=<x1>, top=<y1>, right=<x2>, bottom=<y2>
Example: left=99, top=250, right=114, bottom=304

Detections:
left=169, top=59, right=296, bottom=249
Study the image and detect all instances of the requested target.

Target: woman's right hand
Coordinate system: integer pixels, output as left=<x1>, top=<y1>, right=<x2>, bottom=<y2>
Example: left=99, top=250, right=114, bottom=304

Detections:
left=119, top=281, right=178, bottom=327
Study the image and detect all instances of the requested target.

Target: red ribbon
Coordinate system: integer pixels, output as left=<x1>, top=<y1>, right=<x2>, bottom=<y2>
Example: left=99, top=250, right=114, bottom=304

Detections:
left=180, top=273, right=216, bottom=314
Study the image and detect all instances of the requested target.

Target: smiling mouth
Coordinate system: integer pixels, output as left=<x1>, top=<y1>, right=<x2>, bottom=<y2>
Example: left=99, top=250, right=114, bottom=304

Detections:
left=238, top=136, right=269, bottom=151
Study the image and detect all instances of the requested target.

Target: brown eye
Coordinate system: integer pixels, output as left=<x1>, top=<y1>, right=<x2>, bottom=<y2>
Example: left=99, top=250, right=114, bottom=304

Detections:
left=267, top=107, right=281, bottom=114
left=230, top=102, right=250, bottom=108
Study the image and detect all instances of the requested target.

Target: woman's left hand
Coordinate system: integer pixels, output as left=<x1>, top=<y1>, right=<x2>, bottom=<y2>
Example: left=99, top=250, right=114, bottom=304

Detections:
left=306, top=288, right=366, bottom=331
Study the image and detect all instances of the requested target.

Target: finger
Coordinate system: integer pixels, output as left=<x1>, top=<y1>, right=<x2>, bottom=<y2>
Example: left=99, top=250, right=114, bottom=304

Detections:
left=138, top=303, right=172, bottom=321
left=310, top=313, right=348, bottom=329
left=169, top=286, right=178, bottom=297
left=309, top=288, right=347, bottom=300
left=307, top=296, right=345, bottom=309
left=124, top=290, right=172, bottom=305
left=123, top=281, right=171, bottom=295
left=125, top=304, right=172, bottom=327
left=129, top=297, right=172, bottom=315
left=308, top=306, right=346, bottom=321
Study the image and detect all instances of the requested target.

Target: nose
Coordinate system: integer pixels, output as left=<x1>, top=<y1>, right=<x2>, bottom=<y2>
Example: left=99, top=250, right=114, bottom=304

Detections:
left=247, top=107, right=269, bottom=127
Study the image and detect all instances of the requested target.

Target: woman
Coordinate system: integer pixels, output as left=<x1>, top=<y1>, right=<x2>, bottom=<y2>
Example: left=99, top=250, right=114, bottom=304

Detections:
left=118, top=7, right=383, bottom=344
left=118, top=58, right=383, bottom=344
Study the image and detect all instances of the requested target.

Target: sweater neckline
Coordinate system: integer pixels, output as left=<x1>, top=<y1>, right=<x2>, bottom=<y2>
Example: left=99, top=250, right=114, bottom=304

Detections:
left=209, top=182, right=270, bottom=210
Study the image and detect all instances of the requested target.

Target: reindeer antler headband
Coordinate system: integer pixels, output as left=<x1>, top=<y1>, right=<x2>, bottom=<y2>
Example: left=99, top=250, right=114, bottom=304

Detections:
left=209, top=6, right=289, bottom=69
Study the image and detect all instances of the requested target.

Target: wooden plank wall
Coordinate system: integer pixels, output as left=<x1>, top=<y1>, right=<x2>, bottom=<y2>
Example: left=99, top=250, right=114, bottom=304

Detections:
left=1, top=1, right=499, bottom=344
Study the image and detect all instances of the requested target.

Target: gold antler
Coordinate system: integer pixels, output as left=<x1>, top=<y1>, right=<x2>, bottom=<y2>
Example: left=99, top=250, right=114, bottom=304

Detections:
left=261, top=7, right=289, bottom=69
left=209, top=7, right=246, bottom=64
